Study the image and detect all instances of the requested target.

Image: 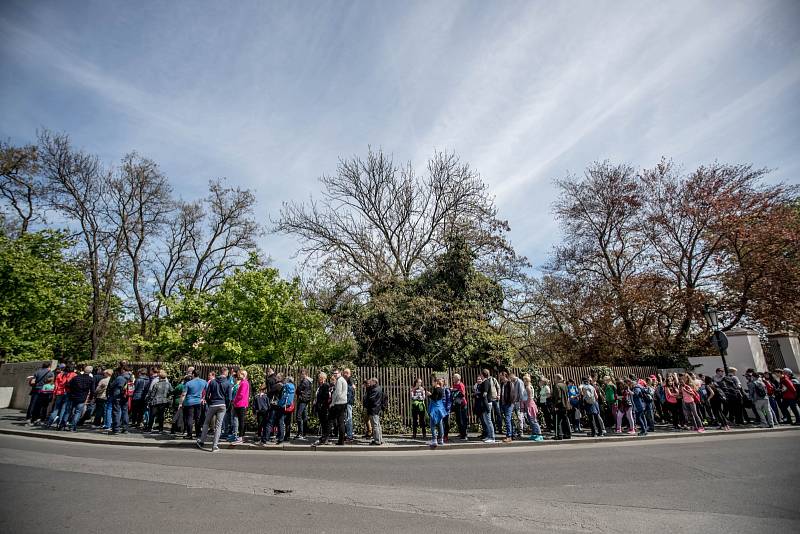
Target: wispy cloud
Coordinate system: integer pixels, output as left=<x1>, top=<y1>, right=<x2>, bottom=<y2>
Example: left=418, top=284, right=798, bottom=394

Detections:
left=1, top=0, right=798, bottom=274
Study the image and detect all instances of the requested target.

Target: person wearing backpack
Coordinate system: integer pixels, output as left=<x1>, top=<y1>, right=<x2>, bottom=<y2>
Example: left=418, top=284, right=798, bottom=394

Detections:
left=631, top=379, right=649, bottom=436
left=580, top=377, right=606, bottom=437
left=746, top=370, right=774, bottom=428
left=485, top=370, right=502, bottom=436
left=703, top=376, right=729, bottom=430
left=566, top=379, right=582, bottom=433
left=663, top=375, right=682, bottom=430
left=276, top=376, right=296, bottom=444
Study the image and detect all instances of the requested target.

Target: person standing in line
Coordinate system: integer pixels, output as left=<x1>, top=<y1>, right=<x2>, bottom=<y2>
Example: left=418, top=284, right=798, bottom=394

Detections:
left=631, top=378, right=649, bottom=437
left=109, top=365, right=132, bottom=435
left=294, top=369, right=312, bottom=440
left=521, top=374, right=544, bottom=441
left=276, top=376, right=296, bottom=444
left=499, top=371, right=519, bottom=443
left=329, top=369, right=349, bottom=445
left=746, top=370, right=774, bottom=428
left=31, top=375, right=55, bottom=425
left=777, top=368, right=800, bottom=424
left=196, top=369, right=232, bottom=452
left=360, top=379, right=373, bottom=441
left=45, top=364, right=75, bottom=429
left=169, top=376, right=188, bottom=435
left=616, top=379, right=636, bottom=434
left=130, top=368, right=149, bottom=429
left=538, top=378, right=552, bottom=432
left=474, top=375, right=490, bottom=442
left=182, top=370, right=207, bottom=440
left=663, top=375, right=682, bottom=430
left=365, top=377, right=384, bottom=446
left=230, top=370, right=249, bottom=444
left=427, top=377, right=448, bottom=447
left=312, top=372, right=331, bottom=446
left=25, top=363, right=54, bottom=424
left=410, top=378, right=427, bottom=440
left=451, top=373, right=468, bottom=440
left=680, top=374, right=704, bottom=432
left=345, top=372, right=355, bottom=442
left=580, top=377, right=606, bottom=437
left=441, top=377, right=452, bottom=443
left=603, top=376, right=617, bottom=429
left=64, top=366, right=94, bottom=431
left=550, top=374, right=572, bottom=440
left=704, top=376, right=729, bottom=431
left=265, top=373, right=285, bottom=442
left=761, top=372, right=781, bottom=424
left=487, top=370, right=502, bottom=436
left=92, top=369, right=112, bottom=428
left=146, top=370, right=172, bottom=434
left=566, top=378, right=582, bottom=433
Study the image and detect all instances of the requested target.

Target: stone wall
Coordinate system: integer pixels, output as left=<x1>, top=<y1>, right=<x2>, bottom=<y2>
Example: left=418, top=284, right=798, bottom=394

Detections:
left=0, top=360, right=57, bottom=410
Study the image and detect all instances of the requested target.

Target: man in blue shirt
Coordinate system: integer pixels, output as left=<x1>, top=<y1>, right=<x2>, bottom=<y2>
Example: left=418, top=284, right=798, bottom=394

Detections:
left=182, top=370, right=206, bottom=440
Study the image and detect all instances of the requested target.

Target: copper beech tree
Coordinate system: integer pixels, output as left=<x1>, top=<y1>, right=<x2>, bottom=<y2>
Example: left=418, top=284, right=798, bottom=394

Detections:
left=535, top=159, right=798, bottom=366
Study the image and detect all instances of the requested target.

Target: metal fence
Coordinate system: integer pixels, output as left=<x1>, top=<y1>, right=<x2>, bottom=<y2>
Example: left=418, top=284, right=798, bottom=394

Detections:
left=118, top=361, right=658, bottom=427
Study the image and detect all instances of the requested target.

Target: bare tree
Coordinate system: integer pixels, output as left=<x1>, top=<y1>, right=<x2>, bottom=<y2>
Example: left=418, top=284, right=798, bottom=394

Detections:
left=551, top=161, right=651, bottom=355
left=0, top=141, right=43, bottom=236
left=276, top=148, right=520, bottom=293
left=110, top=153, right=173, bottom=337
left=185, top=179, right=260, bottom=293
left=37, top=130, right=122, bottom=359
left=151, top=200, right=202, bottom=319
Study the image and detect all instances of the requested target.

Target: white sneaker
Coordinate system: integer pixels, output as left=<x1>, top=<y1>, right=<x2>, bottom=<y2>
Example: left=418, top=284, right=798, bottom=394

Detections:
left=483, top=438, right=496, bottom=443
left=429, top=440, right=438, bottom=446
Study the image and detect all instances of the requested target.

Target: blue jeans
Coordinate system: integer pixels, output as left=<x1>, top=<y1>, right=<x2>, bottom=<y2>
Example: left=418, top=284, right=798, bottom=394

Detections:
left=345, top=404, right=354, bottom=439
left=277, top=408, right=289, bottom=441
left=265, top=406, right=280, bottom=440
left=69, top=402, right=87, bottom=430
left=430, top=418, right=443, bottom=441
left=501, top=403, right=514, bottom=438
left=635, top=409, right=648, bottom=434
left=112, top=397, right=129, bottom=432
left=46, top=395, right=69, bottom=427
left=103, top=399, right=113, bottom=429
left=480, top=410, right=495, bottom=440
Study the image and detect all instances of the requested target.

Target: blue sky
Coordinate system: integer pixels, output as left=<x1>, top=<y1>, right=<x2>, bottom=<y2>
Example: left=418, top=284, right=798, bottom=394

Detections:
left=1, top=0, right=799, bottom=276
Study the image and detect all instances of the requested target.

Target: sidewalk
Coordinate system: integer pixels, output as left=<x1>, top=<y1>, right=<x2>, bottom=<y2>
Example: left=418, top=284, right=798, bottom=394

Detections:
left=1, top=409, right=796, bottom=451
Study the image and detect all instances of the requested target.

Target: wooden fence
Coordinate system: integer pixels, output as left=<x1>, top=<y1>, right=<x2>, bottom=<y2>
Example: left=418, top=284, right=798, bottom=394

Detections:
left=119, top=362, right=658, bottom=428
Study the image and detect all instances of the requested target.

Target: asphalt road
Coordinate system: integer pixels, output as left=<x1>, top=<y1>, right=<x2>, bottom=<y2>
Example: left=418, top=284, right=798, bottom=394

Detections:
left=0, top=430, right=798, bottom=533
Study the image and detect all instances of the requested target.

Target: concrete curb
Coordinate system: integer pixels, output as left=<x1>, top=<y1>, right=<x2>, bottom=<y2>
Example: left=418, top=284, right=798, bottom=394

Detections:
left=0, top=424, right=797, bottom=452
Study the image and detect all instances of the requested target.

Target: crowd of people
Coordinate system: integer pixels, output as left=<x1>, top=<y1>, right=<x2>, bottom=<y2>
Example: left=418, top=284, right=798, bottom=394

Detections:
left=22, top=360, right=800, bottom=452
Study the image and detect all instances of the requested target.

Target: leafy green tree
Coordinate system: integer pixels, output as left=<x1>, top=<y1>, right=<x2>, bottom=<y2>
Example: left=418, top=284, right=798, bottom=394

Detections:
left=155, top=254, right=350, bottom=364
left=0, top=229, right=91, bottom=361
left=352, top=238, right=513, bottom=368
